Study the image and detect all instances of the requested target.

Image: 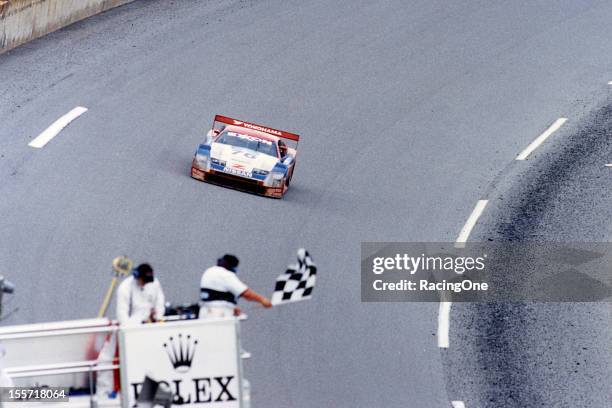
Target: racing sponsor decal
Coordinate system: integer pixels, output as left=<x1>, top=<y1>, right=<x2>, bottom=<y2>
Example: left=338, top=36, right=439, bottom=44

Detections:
left=223, top=163, right=251, bottom=178
left=224, top=167, right=251, bottom=178
left=215, top=115, right=300, bottom=141
left=239, top=122, right=282, bottom=136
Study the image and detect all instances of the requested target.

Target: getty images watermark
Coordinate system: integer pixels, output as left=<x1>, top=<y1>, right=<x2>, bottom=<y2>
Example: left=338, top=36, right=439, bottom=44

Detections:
left=361, top=243, right=612, bottom=302
left=372, top=252, right=489, bottom=293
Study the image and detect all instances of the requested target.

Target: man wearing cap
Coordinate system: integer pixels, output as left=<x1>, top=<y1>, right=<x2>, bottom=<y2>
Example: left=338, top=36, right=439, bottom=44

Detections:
left=200, top=254, right=272, bottom=318
left=116, top=263, right=165, bottom=325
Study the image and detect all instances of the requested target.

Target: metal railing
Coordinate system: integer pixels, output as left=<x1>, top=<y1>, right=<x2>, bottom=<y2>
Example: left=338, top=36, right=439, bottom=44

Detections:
left=0, top=319, right=120, bottom=407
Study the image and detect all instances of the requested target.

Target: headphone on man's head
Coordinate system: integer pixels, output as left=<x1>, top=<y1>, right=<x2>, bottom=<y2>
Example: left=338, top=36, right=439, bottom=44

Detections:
left=132, top=264, right=154, bottom=283
left=217, top=254, right=239, bottom=273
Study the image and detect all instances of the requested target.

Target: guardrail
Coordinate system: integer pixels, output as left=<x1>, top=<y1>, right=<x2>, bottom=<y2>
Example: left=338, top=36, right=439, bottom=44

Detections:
left=0, top=318, right=120, bottom=406
left=7, top=364, right=120, bottom=407
left=0, top=318, right=117, bottom=389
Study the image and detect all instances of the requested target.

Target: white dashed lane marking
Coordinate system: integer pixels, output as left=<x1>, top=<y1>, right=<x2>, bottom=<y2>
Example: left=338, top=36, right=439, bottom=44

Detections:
left=28, top=106, right=88, bottom=148
left=451, top=401, right=466, bottom=408
left=438, top=300, right=452, bottom=348
left=515, top=118, right=567, bottom=161
left=438, top=200, right=488, bottom=349
left=454, top=200, right=488, bottom=249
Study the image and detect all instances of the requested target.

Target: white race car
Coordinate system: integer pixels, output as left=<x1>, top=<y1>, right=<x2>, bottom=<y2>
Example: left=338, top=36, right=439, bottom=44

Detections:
left=191, top=115, right=300, bottom=198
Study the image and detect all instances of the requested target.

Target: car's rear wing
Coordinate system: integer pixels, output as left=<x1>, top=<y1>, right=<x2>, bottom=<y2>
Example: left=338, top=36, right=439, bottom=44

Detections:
left=213, top=114, right=300, bottom=142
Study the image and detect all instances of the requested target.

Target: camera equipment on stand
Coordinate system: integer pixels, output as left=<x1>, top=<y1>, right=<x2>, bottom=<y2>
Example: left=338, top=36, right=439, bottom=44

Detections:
left=97, top=255, right=133, bottom=318
left=164, top=302, right=200, bottom=320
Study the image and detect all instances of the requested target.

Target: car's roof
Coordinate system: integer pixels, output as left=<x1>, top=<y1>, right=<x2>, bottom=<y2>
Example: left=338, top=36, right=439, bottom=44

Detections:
left=222, top=125, right=279, bottom=143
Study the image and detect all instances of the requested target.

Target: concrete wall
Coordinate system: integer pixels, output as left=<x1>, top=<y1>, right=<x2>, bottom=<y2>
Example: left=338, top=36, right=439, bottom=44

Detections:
left=0, top=0, right=135, bottom=54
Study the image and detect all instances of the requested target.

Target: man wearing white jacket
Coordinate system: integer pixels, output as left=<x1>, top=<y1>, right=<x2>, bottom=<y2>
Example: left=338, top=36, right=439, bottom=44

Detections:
left=116, top=263, right=165, bottom=325
left=97, top=263, right=165, bottom=399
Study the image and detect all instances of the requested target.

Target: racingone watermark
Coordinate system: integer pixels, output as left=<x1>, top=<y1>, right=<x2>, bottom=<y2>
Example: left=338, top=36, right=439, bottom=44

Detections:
left=361, top=243, right=612, bottom=302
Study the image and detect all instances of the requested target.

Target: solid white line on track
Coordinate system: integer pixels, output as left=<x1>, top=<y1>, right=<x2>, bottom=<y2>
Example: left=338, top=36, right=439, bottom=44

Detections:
left=605, top=164, right=612, bottom=167
left=515, top=117, right=567, bottom=160
left=438, top=300, right=451, bottom=348
left=608, top=81, right=612, bottom=85
left=454, top=200, right=488, bottom=249
left=28, top=106, right=88, bottom=148
left=451, top=401, right=466, bottom=408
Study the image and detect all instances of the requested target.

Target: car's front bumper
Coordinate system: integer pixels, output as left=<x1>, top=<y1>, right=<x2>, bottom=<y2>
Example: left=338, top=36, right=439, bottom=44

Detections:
left=191, top=161, right=285, bottom=198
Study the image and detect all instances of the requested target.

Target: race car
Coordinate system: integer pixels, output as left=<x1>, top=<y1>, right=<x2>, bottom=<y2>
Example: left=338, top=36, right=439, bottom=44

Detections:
left=191, top=115, right=300, bottom=198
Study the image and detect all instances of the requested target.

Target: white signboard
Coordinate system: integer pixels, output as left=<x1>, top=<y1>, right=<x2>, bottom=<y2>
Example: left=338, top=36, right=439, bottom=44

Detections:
left=119, top=318, right=242, bottom=407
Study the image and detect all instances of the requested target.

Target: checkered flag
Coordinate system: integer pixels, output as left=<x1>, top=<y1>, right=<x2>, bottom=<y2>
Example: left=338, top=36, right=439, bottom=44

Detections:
left=271, top=249, right=317, bottom=305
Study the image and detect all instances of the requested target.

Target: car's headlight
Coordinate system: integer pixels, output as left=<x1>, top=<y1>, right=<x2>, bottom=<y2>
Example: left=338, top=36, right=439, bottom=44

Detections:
left=211, top=158, right=226, bottom=167
left=252, top=168, right=269, bottom=176
left=268, top=172, right=284, bottom=187
left=195, top=154, right=210, bottom=168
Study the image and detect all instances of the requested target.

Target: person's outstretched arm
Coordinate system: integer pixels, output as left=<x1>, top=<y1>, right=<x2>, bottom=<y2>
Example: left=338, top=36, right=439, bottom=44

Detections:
left=241, top=288, right=273, bottom=308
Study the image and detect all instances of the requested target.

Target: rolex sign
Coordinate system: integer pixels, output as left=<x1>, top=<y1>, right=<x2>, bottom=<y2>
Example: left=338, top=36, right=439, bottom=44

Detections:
left=119, top=318, right=242, bottom=407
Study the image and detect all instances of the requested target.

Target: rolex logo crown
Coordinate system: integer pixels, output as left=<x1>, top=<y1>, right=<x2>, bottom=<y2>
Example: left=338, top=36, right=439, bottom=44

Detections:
left=163, top=333, right=198, bottom=373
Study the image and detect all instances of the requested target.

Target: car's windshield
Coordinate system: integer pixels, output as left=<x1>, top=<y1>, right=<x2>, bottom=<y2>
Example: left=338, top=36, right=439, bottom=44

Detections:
left=216, top=131, right=278, bottom=157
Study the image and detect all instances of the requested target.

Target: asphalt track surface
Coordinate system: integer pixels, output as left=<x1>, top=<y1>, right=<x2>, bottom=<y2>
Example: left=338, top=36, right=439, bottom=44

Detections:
left=1, top=1, right=612, bottom=407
